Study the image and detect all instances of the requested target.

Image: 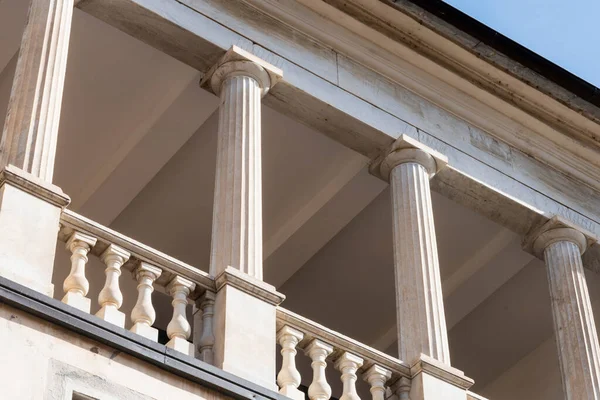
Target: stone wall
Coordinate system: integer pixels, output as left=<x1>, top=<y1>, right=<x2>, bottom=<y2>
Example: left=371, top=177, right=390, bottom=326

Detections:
left=0, top=302, right=230, bottom=400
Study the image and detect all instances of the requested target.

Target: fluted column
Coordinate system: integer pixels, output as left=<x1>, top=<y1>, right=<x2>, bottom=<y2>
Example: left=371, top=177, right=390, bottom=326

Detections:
left=1, top=0, right=75, bottom=181
left=202, top=46, right=284, bottom=390
left=531, top=222, right=600, bottom=399
left=207, top=47, right=281, bottom=280
left=380, top=135, right=449, bottom=365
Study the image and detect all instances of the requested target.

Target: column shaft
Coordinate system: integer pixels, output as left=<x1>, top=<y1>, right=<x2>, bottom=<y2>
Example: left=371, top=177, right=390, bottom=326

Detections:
left=390, top=161, right=450, bottom=364
left=210, top=74, right=263, bottom=279
left=1, top=0, right=75, bottom=182
left=544, top=240, right=600, bottom=399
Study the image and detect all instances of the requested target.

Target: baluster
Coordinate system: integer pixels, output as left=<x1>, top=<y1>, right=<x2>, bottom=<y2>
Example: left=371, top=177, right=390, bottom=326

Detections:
left=305, top=339, right=334, bottom=400
left=62, top=232, right=96, bottom=312
left=130, top=262, right=162, bottom=341
left=277, top=326, right=305, bottom=400
left=195, top=291, right=216, bottom=364
left=166, top=276, right=196, bottom=355
left=363, top=365, right=392, bottom=400
left=96, top=244, right=130, bottom=327
left=396, top=378, right=411, bottom=400
left=335, top=352, right=363, bottom=400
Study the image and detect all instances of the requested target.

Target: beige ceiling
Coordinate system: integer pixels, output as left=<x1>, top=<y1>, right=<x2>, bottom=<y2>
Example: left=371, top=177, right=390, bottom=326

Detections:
left=2, top=2, right=598, bottom=396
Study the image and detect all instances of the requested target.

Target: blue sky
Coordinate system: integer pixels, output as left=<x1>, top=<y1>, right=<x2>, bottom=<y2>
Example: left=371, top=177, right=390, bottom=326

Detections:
left=444, top=0, right=600, bottom=87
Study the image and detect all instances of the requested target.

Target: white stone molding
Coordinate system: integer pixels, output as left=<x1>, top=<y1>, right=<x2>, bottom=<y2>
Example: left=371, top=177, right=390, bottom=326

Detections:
left=130, top=262, right=162, bottom=341
left=96, top=244, right=130, bottom=327
left=529, top=220, right=600, bottom=399
left=305, top=339, right=334, bottom=400
left=381, top=136, right=450, bottom=365
left=363, top=365, right=392, bottom=400
left=166, top=275, right=196, bottom=355
left=335, top=352, right=363, bottom=400
left=0, top=0, right=75, bottom=182
left=196, top=290, right=216, bottom=364
left=62, top=232, right=97, bottom=313
left=276, top=326, right=305, bottom=400
left=203, top=46, right=282, bottom=280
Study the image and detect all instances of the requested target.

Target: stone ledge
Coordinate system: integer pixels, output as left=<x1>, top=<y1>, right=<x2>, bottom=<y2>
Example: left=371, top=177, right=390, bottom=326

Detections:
left=215, top=267, right=285, bottom=306
left=0, top=275, right=288, bottom=400
left=410, top=354, right=474, bottom=390
left=0, top=164, right=70, bottom=208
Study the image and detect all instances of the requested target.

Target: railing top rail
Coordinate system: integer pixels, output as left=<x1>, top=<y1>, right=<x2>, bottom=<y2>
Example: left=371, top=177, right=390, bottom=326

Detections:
left=276, top=307, right=411, bottom=378
left=59, top=209, right=215, bottom=294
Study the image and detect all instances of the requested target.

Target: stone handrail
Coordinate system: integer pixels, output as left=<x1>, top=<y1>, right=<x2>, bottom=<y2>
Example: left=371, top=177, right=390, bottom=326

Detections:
left=275, top=307, right=411, bottom=400
left=59, top=209, right=215, bottom=293
left=56, top=209, right=216, bottom=358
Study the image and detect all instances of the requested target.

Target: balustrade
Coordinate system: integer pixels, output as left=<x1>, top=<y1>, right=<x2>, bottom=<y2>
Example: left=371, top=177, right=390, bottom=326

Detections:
left=276, top=307, right=409, bottom=400
left=56, top=209, right=215, bottom=358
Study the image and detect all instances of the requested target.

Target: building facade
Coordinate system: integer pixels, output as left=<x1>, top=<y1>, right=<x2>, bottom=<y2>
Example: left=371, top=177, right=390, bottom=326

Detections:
left=0, top=0, right=599, bottom=399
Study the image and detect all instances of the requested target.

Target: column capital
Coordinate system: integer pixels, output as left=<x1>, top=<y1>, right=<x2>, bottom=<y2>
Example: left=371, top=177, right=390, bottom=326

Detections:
left=523, top=216, right=595, bottom=258
left=378, top=135, right=448, bottom=181
left=201, top=46, right=283, bottom=97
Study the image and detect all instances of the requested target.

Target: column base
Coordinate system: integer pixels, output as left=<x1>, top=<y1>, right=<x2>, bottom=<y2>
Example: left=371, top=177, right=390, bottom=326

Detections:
left=213, top=267, right=285, bottom=391
left=0, top=166, right=69, bottom=296
left=167, top=336, right=194, bottom=355
left=280, top=386, right=305, bottom=400
left=409, top=355, right=474, bottom=400
left=131, top=322, right=159, bottom=342
left=96, top=304, right=125, bottom=328
left=62, top=292, right=91, bottom=313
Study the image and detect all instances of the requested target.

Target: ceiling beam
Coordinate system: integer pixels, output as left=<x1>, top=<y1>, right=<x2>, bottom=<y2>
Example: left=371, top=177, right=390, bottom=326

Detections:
left=264, top=158, right=387, bottom=288
left=76, top=78, right=219, bottom=225
left=369, top=229, right=534, bottom=352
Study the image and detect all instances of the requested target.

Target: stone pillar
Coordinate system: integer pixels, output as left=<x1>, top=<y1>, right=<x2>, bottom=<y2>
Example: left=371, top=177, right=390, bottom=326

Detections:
left=201, top=46, right=284, bottom=390
left=1, top=0, right=75, bottom=182
left=376, top=136, right=474, bottom=400
left=379, top=135, right=449, bottom=365
left=527, top=218, right=600, bottom=399
left=0, top=0, right=74, bottom=295
left=0, top=166, right=69, bottom=295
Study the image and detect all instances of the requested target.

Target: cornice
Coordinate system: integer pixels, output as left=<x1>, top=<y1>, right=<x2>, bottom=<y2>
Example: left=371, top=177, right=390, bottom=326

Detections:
left=215, top=266, right=285, bottom=306
left=0, top=164, right=70, bottom=208
left=238, top=0, right=600, bottom=195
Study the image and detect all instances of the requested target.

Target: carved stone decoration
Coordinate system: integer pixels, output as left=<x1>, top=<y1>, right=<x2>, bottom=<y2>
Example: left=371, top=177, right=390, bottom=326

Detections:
left=334, top=352, right=363, bottom=400
left=96, top=244, right=130, bottom=328
left=203, top=46, right=282, bottom=281
left=305, top=339, right=334, bottom=400
left=530, top=222, right=600, bottom=399
left=130, top=262, right=162, bottom=341
left=62, top=232, right=96, bottom=312
left=381, top=135, right=450, bottom=365
left=276, top=326, right=305, bottom=400
left=166, top=276, right=196, bottom=355
left=363, top=365, right=392, bottom=400
left=0, top=0, right=75, bottom=182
